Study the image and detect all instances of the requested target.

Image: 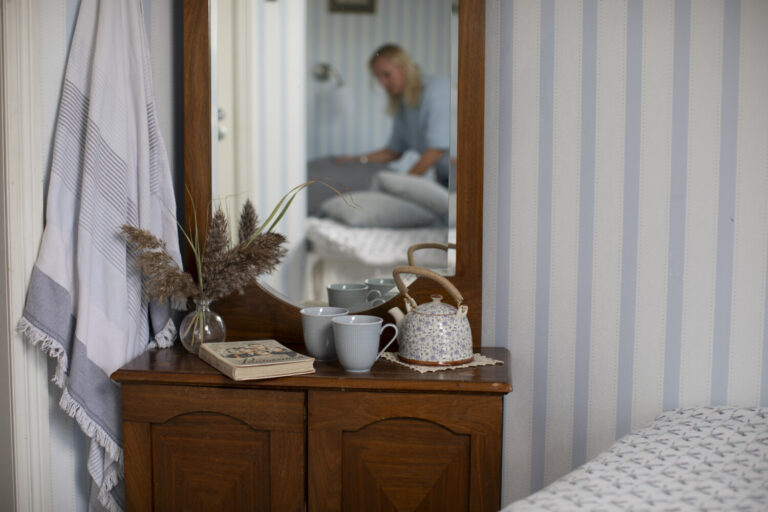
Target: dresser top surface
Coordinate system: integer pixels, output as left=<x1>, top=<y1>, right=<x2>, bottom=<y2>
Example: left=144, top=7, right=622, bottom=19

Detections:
left=113, top=346, right=512, bottom=394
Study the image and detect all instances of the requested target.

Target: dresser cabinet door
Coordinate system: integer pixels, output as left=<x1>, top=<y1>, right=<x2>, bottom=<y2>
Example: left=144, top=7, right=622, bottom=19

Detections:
left=121, top=385, right=305, bottom=512
left=308, top=390, right=503, bottom=511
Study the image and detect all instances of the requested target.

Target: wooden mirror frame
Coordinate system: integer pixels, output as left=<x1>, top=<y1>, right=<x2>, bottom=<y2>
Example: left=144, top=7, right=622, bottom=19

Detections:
left=183, top=0, right=485, bottom=346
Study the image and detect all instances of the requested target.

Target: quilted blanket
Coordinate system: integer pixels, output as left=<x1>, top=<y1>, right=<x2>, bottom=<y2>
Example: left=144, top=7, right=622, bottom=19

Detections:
left=504, top=407, right=768, bottom=511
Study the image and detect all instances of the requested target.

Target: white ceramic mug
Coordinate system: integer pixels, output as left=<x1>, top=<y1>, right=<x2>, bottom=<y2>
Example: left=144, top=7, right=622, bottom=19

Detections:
left=327, top=283, right=384, bottom=312
left=300, top=307, right=349, bottom=361
left=331, top=315, right=398, bottom=372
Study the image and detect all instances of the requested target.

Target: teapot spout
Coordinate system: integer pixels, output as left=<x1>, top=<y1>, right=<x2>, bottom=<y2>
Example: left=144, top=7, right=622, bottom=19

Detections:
left=388, top=307, right=405, bottom=330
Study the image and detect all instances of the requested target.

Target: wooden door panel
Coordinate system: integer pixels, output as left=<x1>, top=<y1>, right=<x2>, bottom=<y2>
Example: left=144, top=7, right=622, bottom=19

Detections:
left=124, top=421, right=152, bottom=511
left=309, top=390, right=503, bottom=511
left=122, top=387, right=306, bottom=512
left=343, top=419, right=469, bottom=511
left=152, top=413, right=270, bottom=511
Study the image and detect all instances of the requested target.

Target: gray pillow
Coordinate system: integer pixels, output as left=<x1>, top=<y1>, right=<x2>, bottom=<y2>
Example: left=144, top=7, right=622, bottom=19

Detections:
left=306, top=157, right=388, bottom=215
left=319, top=190, right=437, bottom=228
left=374, top=171, right=450, bottom=218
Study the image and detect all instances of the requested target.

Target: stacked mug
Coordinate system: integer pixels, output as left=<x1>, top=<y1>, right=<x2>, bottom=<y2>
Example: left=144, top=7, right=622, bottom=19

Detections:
left=326, top=278, right=397, bottom=312
left=299, top=277, right=399, bottom=372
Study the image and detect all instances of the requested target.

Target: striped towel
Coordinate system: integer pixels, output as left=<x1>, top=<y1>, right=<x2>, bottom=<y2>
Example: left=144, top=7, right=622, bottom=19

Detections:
left=17, top=1, right=181, bottom=510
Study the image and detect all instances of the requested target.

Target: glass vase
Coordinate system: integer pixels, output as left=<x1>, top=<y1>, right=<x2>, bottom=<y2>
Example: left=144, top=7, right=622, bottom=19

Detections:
left=179, top=298, right=226, bottom=354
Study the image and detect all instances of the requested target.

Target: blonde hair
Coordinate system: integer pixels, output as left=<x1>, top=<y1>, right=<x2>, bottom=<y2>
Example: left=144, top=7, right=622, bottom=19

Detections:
left=369, top=44, right=424, bottom=115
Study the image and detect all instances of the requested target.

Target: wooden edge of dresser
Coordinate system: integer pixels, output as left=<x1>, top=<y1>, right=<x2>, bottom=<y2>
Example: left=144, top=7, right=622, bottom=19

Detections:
left=111, top=346, right=513, bottom=394
left=112, top=370, right=512, bottom=394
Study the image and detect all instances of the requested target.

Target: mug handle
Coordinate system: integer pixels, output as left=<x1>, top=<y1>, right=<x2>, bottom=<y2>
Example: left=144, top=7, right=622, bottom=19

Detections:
left=368, top=297, right=385, bottom=307
left=366, top=289, right=382, bottom=302
left=375, top=323, right=399, bottom=360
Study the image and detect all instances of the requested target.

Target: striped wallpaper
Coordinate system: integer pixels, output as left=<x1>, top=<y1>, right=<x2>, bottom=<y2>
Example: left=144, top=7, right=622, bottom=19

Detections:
left=482, top=0, right=768, bottom=505
left=306, top=0, right=455, bottom=159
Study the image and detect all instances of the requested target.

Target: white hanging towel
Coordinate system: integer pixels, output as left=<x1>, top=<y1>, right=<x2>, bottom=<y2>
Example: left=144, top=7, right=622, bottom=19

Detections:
left=17, top=1, right=181, bottom=510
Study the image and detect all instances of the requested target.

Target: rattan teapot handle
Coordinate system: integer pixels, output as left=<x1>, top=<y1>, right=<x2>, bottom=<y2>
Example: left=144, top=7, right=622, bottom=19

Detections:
left=392, top=265, right=464, bottom=308
left=406, top=242, right=457, bottom=266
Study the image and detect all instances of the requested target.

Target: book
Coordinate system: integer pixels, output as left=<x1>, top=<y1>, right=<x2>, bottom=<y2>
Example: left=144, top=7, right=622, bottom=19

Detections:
left=199, top=339, right=315, bottom=381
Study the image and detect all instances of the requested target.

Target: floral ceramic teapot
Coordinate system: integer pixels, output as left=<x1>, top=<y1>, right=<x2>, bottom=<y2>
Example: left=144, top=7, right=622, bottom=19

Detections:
left=388, top=266, right=473, bottom=366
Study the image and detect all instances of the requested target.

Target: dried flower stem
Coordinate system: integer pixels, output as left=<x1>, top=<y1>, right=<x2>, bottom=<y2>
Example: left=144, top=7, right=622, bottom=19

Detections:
left=123, top=180, right=350, bottom=311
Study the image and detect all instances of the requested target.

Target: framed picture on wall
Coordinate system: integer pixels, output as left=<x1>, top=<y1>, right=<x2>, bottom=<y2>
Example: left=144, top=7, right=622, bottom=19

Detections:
left=329, top=0, right=375, bottom=14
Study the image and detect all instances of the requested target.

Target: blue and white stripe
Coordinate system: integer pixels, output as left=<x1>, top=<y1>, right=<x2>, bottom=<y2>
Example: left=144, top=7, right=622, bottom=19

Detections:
left=663, top=0, right=690, bottom=414
left=633, top=0, right=675, bottom=432
left=730, top=0, right=768, bottom=406
left=572, top=0, right=596, bottom=469
left=486, top=0, right=768, bottom=504
left=544, top=0, right=582, bottom=483
left=711, top=0, right=740, bottom=406
left=530, top=0, right=554, bottom=492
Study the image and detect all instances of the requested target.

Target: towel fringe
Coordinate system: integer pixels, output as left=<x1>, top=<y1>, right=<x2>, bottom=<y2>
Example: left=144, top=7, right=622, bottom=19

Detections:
left=19, top=317, right=125, bottom=511
left=172, top=297, right=188, bottom=311
left=153, top=316, right=177, bottom=348
left=17, top=317, right=69, bottom=388
left=95, top=463, right=123, bottom=512
left=59, top=388, right=124, bottom=465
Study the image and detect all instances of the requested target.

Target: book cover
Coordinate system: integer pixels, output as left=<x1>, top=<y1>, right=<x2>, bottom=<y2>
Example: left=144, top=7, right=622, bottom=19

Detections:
left=199, top=339, right=315, bottom=381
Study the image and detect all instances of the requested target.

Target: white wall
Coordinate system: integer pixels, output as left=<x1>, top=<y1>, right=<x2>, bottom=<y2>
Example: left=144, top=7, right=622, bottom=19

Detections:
left=481, top=0, right=768, bottom=505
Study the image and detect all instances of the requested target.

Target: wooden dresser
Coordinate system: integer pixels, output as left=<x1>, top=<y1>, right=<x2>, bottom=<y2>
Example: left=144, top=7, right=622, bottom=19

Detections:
left=112, top=346, right=512, bottom=511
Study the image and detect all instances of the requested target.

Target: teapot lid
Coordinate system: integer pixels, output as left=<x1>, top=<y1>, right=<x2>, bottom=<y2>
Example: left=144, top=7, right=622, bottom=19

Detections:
left=413, top=295, right=458, bottom=316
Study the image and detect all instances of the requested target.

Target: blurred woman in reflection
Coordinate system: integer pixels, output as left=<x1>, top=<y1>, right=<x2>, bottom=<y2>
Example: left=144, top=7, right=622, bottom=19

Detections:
left=336, top=44, right=451, bottom=187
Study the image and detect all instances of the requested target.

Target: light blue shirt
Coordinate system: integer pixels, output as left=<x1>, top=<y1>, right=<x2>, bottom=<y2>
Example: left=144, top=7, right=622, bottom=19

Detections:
left=386, top=74, right=451, bottom=186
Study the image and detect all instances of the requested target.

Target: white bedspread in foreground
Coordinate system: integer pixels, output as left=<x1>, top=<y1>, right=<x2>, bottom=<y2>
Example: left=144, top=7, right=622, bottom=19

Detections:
left=504, top=407, right=768, bottom=511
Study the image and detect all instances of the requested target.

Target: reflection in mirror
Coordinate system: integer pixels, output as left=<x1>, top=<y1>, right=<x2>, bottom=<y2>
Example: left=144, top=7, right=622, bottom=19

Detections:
left=214, top=0, right=457, bottom=312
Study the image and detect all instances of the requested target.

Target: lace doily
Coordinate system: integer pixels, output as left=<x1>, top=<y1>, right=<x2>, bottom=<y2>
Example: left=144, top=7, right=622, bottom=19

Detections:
left=380, top=352, right=503, bottom=373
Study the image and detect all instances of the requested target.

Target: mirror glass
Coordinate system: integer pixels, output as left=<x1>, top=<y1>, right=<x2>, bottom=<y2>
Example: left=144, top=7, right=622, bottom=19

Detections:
left=213, top=0, right=458, bottom=312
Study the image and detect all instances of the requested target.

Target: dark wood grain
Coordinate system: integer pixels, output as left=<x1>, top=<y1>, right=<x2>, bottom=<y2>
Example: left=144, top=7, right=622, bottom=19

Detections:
left=121, top=384, right=304, bottom=432
left=152, top=413, right=271, bottom=511
left=342, top=419, right=470, bottom=511
left=123, top=421, right=152, bottom=512
left=182, top=0, right=211, bottom=271
left=183, top=0, right=487, bottom=346
left=269, top=431, right=305, bottom=512
left=122, top=392, right=306, bottom=511
left=113, top=345, right=512, bottom=394
left=308, top=390, right=502, bottom=511
left=455, top=0, right=486, bottom=340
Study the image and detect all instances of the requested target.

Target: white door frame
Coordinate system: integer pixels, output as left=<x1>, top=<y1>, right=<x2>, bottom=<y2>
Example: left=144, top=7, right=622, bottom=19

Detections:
left=1, top=0, right=53, bottom=510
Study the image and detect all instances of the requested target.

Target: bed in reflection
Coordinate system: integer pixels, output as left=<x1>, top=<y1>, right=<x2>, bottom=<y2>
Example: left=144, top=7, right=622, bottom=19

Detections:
left=301, top=155, right=455, bottom=304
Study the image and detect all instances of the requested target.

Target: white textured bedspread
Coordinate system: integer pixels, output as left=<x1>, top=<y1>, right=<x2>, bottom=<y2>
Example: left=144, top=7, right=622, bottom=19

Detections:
left=306, top=217, right=453, bottom=267
left=504, top=407, right=768, bottom=511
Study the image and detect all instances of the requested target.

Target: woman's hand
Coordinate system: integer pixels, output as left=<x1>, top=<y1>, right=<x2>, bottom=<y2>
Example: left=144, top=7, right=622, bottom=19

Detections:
left=334, top=149, right=401, bottom=165
left=407, top=148, right=446, bottom=176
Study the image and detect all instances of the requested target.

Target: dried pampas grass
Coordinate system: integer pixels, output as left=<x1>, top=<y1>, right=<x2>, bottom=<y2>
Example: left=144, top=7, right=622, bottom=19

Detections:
left=123, top=180, right=351, bottom=307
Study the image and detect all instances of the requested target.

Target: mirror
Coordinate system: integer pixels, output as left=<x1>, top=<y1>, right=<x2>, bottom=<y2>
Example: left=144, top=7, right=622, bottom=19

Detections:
left=183, top=0, right=485, bottom=344
left=213, top=0, right=458, bottom=311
